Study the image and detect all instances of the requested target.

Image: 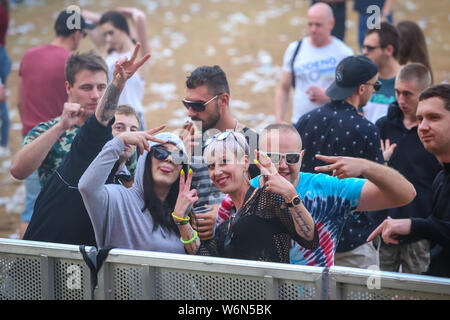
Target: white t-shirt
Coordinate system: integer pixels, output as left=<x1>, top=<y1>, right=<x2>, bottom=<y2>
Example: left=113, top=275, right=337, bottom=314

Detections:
left=282, top=36, right=353, bottom=124
left=105, top=50, right=145, bottom=115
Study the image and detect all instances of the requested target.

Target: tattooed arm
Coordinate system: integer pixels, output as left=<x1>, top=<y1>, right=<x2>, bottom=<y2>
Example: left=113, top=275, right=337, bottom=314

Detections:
left=253, top=151, right=317, bottom=244
left=95, top=42, right=151, bottom=126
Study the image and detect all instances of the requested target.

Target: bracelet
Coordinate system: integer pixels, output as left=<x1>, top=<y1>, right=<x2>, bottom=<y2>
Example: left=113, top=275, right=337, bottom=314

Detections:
left=172, top=212, right=190, bottom=222
left=174, top=219, right=189, bottom=226
left=180, top=230, right=198, bottom=244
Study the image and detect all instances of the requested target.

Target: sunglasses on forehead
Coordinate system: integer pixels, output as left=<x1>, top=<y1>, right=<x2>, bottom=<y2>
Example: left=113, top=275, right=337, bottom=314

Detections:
left=152, top=146, right=186, bottom=164
left=266, top=152, right=302, bottom=165
left=182, top=93, right=222, bottom=113
left=203, top=131, right=247, bottom=152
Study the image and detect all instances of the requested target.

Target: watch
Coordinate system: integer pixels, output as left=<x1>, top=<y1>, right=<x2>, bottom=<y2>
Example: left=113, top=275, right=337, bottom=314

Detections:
left=286, top=195, right=302, bottom=207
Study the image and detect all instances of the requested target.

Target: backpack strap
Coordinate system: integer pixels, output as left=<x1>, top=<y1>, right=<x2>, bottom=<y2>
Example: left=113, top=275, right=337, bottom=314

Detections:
left=290, top=39, right=303, bottom=89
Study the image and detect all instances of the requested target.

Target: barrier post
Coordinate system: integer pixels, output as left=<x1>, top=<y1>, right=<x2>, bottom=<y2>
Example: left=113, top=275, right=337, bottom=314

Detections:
left=40, top=255, right=55, bottom=300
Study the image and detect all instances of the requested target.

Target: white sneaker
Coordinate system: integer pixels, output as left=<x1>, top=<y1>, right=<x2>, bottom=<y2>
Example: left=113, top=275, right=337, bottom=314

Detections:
left=0, top=146, right=11, bottom=158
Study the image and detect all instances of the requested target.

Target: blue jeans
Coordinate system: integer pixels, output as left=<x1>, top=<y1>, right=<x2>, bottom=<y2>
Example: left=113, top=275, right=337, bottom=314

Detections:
left=21, top=169, right=41, bottom=223
left=0, top=46, right=11, bottom=147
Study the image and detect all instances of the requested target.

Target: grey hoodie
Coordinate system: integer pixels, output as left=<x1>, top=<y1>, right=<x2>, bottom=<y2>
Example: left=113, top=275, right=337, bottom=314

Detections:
left=79, top=136, right=185, bottom=253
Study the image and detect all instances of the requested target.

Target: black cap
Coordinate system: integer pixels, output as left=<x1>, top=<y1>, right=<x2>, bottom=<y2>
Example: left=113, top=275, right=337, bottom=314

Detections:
left=54, top=10, right=94, bottom=37
left=326, top=55, right=379, bottom=100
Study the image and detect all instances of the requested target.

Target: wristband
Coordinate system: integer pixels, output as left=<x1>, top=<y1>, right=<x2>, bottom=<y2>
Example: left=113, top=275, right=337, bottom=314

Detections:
left=180, top=230, right=198, bottom=244
left=174, top=219, right=189, bottom=226
left=172, top=212, right=190, bottom=222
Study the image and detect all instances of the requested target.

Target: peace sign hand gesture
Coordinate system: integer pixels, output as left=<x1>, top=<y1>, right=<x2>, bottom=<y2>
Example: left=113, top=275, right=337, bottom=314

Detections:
left=253, top=150, right=297, bottom=202
left=173, top=168, right=199, bottom=221
left=112, top=42, right=151, bottom=87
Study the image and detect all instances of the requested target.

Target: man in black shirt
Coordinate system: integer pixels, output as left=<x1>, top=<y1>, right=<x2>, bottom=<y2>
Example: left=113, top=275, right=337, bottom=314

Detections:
left=296, top=55, right=385, bottom=269
left=368, top=84, right=450, bottom=278
left=375, top=63, right=441, bottom=274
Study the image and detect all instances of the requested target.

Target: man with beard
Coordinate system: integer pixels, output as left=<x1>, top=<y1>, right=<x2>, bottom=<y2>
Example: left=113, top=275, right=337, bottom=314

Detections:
left=180, top=65, right=259, bottom=239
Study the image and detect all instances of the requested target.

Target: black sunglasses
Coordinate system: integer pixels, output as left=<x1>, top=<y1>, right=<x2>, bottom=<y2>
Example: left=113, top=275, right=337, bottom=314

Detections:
left=365, top=80, right=382, bottom=91
left=362, top=45, right=384, bottom=52
left=266, top=152, right=302, bottom=165
left=152, top=146, right=186, bottom=165
left=182, top=93, right=222, bottom=113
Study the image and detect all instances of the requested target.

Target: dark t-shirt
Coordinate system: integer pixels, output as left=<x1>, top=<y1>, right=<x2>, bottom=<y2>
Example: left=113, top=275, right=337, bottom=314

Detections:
left=296, top=100, right=384, bottom=252
left=375, top=103, right=441, bottom=244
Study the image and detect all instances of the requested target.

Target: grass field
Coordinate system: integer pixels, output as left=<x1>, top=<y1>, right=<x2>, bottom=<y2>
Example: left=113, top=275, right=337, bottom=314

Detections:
left=0, top=0, right=449, bottom=238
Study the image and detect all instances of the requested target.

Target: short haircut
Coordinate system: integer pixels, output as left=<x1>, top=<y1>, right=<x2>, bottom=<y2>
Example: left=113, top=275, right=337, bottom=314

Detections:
left=186, top=65, right=230, bottom=96
left=99, top=11, right=130, bottom=35
left=115, top=104, right=141, bottom=128
left=397, top=63, right=432, bottom=92
left=419, top=84, right=450, bottom=112
left=65, top=51, right=108, bottom=87
left=262, top=123, right=302, bottom=142
left=366, top=22, right=400, bottom=58
left=54, top=10, right=86, bottom=38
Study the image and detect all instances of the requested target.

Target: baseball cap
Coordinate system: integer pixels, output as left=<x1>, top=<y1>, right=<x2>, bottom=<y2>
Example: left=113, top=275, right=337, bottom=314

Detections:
left=54, top=10, right=94, bottom=37
left=326, top=55, right=379, bottom=100
left=148, top=132, right=188, bottom=164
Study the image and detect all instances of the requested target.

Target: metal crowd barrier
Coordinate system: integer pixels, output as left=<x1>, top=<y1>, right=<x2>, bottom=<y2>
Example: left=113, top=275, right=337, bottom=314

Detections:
left=1, top=238, right=449, bottom=300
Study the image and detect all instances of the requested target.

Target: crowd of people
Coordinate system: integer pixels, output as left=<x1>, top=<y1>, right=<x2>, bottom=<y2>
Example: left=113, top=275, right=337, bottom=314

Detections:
left=0, top=1, right=449, bottom=279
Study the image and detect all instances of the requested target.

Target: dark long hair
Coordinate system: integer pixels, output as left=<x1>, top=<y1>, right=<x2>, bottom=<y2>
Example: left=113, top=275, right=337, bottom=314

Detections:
left=396, top=20, right=433, bottom=84
left=141, top=150, right=190, bottom=235
left=99, top=10, right=136, bottom=53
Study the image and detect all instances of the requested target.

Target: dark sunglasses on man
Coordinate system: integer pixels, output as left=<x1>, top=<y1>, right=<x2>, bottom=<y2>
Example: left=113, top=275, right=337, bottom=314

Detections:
left=266, top=152, right=303, bottom=165
left=362, top=45, right=385, bottom=53
left=152, top=146, right=186, bottom=165
left=182, top=93, right=222, bottom=113
left=365, top=80, right=382, bottom=91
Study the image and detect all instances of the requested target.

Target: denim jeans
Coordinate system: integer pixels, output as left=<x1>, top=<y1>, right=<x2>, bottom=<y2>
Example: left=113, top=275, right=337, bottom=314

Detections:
left=0, top=46, right=11, bottom=147
left=21, top=169, right=41, bottom=223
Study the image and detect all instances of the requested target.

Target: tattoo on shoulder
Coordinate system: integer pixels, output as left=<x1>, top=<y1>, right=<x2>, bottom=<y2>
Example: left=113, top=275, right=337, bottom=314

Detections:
left=99, top=84, right=121, bottom=123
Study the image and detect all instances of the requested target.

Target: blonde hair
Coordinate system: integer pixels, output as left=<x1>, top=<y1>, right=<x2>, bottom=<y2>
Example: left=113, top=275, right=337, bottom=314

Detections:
left=203, top=131, right=249, bottom=166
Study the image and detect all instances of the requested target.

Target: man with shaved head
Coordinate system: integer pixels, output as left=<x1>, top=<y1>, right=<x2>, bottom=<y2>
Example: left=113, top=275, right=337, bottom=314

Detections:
left=275, top=2, right=353, bottom=124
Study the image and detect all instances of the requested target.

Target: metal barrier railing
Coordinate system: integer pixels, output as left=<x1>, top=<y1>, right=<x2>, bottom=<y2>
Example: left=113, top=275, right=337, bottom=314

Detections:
left=328, top=266, right=450, bottom=300
left=1, top=238, right=449, bottom=300
left=0, top=238, right=92, bottom=300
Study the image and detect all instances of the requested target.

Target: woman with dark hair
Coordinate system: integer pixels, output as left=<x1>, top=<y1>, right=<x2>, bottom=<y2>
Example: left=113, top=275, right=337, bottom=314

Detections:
left=396, top=20, right=434, bottom=83
left=82, top=7, right=150, bottom=129
left=79, top=130, right=202, bottom=253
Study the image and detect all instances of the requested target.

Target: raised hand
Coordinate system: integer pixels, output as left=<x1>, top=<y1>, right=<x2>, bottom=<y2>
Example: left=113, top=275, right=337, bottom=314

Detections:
left=253, top=150, right=297, bottom=201
left=113, top=42, right=151, bottom=86
left=314, top=154, right=369, bottom=179
left=173, top=168, right=198, bottom=220
left=59, top=102, right=84, bottom=130
left=380, top=139, right=397, bottom=162
left=117, top=125, right=166, bottom=155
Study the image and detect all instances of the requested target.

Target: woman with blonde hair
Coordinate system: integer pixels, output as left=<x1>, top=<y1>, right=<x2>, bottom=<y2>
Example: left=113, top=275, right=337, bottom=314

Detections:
left=176, top=131, right=319, bottom=263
